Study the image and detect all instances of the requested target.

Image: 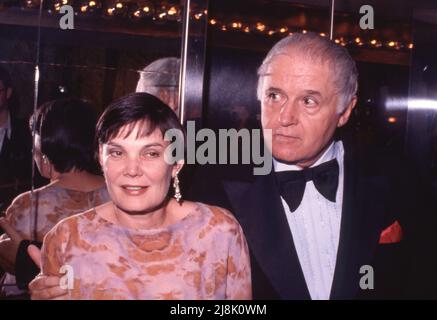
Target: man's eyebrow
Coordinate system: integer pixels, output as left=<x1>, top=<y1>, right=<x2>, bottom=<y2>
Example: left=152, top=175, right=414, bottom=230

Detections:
left=303, top=90, right=322, bottom=97
left=266, top=86, right=284, bottom=92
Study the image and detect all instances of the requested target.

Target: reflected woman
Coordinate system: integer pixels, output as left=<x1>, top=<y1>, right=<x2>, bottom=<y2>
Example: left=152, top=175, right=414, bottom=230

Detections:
left=40, top=93, right=251, bottom=300
left=0, top=98, right=108, bottom=298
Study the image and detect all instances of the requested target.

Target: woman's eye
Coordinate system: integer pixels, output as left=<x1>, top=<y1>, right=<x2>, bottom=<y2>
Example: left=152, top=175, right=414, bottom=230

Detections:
left=109, top=150, right=123, bottom=157
left=143, top=151, right=160, bottom=158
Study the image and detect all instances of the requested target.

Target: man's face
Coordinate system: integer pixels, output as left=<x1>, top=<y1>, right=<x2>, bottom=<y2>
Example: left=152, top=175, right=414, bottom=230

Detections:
left=156, top=87, right=179, bottom=115
left=0, top=80, right=12, bottom=112
left=260, top=52, right=356, bottom=167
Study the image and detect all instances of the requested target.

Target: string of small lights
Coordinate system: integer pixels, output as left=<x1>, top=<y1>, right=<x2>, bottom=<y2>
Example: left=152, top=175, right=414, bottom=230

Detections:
left=2, top=0, right=413, bottom=51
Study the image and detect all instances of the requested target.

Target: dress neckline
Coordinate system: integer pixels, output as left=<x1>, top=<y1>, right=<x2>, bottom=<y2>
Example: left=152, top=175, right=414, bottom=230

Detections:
left=92, top=201, right=205, bottom=234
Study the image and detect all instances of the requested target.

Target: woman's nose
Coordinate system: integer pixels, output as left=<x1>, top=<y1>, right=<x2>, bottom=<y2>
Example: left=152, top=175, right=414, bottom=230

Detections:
left=123, top=158, right=143, bottom=177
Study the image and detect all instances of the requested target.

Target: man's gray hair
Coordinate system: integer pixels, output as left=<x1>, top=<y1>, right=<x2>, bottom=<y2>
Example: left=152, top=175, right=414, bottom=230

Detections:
left=136, top=57, right=180, bottom=95
left=257, top=32, right=358, bottom=113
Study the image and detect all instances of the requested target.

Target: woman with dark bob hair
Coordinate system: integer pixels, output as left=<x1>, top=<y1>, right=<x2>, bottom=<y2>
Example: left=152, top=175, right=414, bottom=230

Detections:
left=37, top=92, right=251, bottom=300
left=0, top=98, right=109, bottom=298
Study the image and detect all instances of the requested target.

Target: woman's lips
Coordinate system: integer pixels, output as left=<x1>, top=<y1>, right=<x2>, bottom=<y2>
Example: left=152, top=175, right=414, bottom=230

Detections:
left=120, top=185, right=148, bottom=196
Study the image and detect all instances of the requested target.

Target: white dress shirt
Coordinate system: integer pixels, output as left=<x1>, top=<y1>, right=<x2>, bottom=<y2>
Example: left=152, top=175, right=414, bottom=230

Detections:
left=273, top=141, right=344, bottom=300
left=0, top=111, right=11, bottom=153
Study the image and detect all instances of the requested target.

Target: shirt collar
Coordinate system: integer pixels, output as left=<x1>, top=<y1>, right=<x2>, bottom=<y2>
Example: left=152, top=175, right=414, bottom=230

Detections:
left=0, top=111, right=11, bottom=139
left=273, top=140, right=338, bottom=172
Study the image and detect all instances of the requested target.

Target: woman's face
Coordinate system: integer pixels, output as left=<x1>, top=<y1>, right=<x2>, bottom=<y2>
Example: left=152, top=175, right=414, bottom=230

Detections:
left=99, top=123, right=181, bottom=215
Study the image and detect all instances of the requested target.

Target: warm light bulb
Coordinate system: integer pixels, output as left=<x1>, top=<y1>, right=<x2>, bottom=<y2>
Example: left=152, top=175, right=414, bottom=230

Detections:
left=256, top=23, right=266, bottom=32
left=209, top=19, right=217, bottom=25
left=168, top=6, right=177, bottom=15
left=115, top=2, right=123, bottom=9
left=89, top=1, right=96, bottom=7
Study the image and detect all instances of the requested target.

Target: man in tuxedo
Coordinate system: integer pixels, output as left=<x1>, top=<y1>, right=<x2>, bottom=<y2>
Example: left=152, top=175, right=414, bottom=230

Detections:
left=188, top=32, right=435, bottom=299
left=0, top=66, right=34, bottom=212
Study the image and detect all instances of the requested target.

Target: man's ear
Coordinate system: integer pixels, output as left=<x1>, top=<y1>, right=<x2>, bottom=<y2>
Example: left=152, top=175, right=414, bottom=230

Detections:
left=337, top=96, right=357, bottom=128
left=172, top=159, right=185, bottom=177
left=6, top=88, right=12, bottom=100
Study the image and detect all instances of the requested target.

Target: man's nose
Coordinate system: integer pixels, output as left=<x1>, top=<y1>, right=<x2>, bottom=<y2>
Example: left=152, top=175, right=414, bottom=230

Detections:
left=123, top=157, right=143, bottom=177
left=278, top=100, right=298, bottom=126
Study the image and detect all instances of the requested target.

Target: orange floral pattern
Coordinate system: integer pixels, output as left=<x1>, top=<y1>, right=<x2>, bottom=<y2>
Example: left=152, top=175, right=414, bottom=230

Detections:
left=41, top=203, right=252, bottom=300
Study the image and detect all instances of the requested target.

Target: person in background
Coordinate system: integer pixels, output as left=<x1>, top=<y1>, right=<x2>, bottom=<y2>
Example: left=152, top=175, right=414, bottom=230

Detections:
left=0, top=66, right=35, bottom=212
left=136, top=57, right=180, bottom=114
left=0, top=98, right=109, bottom=299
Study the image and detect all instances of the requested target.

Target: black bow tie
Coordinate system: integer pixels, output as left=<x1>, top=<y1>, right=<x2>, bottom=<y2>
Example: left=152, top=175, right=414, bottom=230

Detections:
left=275, top=159, right=339, bottom=212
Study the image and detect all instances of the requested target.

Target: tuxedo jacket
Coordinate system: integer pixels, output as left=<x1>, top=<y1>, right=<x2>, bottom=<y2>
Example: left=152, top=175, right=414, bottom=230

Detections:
left=185, top=137, right=437, bottom=299
left=0, top=114, right=34, bottom=211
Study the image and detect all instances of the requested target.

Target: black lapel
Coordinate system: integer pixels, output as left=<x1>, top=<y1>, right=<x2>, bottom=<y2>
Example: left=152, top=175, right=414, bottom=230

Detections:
left=330, top=140, right=387, bottom=299
left=223, top=171, right=310, bottom=299
left=0, top=132, right=11, bottom=158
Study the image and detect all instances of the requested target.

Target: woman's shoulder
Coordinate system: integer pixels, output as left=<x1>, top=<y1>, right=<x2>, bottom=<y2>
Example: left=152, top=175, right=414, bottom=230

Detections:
left=7, top=190, right=32, bottom=212
left=45, top=208, right=97, bottom=239
left=9, top=184, right=75, bottom=216
left=168, top=200, right=240, bottom=232
left=196, top=202, right=241, bottom=230
left=7, top=183, right=53, bottom=206
left=57, top=208, right=97, bottom=226
left=5, top=185, right=51, bottom=218
left=37, top=183, right=109, bottom=206
left=19, top=183, right=67, bottom=202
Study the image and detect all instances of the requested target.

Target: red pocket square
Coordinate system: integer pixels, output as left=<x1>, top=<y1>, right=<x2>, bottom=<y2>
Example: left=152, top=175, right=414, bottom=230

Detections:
left=379, top=220, right=403, bottom=244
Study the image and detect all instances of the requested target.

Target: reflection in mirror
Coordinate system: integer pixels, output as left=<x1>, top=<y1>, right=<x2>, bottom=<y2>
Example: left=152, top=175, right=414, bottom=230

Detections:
left=332, top=0, right=413, bottom=158
left=136, top=57, right=180, bottom=113
left=0, top=0, right=42, bottom=213
left=407, top=8, right=437, bottom=197
left=0, top=0, right=184, bottom=299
